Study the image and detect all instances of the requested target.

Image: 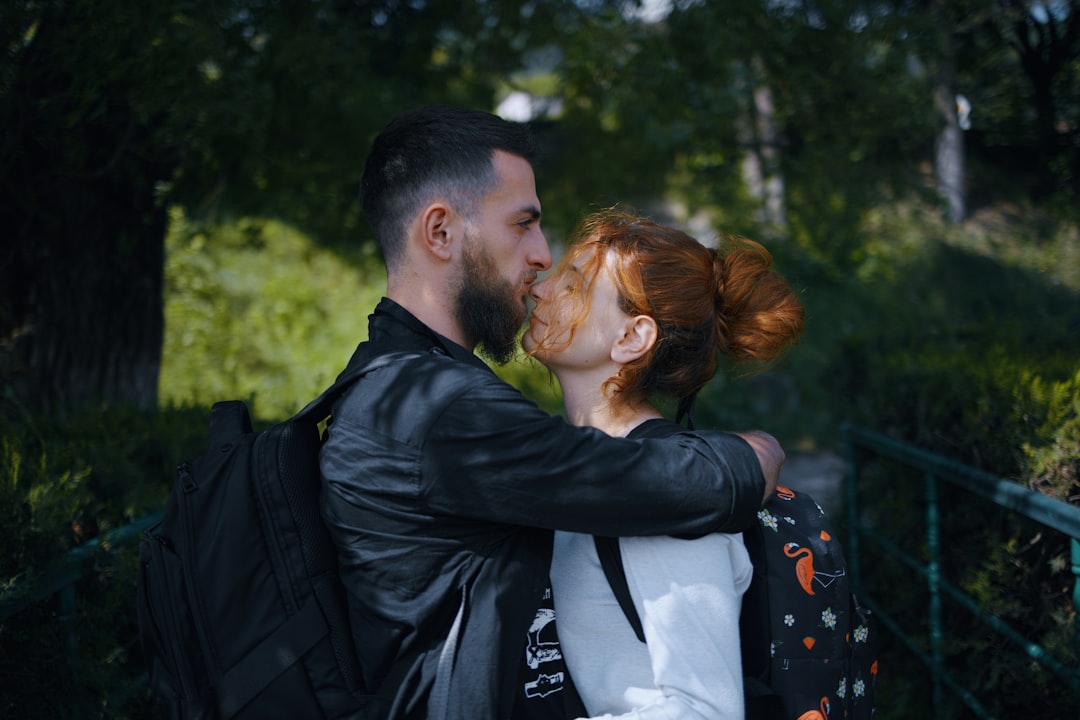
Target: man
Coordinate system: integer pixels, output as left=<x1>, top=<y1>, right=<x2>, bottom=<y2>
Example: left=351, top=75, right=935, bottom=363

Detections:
left=319, top=105, right=785, bottom=719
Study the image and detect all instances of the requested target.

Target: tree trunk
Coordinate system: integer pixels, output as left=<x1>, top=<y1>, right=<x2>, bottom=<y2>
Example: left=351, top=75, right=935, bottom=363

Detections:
left=742, top=56, right=787, bottom=230
left=1004, top=0, right=1078, bottom=193
left=934, top=90, right=966, bottom=224
left=1, top=143, right=168, bottom=417
left=1, top=9, right=172, bottom=417
left=933, top=1, right=965, bottom=224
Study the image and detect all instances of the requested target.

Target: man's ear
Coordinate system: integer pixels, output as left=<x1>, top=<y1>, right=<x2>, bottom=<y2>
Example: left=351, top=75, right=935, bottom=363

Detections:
left=611, top=315, right=658, bottom=364
left=421, top=203, right=455, bottom=261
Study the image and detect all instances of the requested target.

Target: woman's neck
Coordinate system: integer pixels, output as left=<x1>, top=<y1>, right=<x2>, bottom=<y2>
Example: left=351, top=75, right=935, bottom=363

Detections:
left=557, top=370, right=662, bottom=437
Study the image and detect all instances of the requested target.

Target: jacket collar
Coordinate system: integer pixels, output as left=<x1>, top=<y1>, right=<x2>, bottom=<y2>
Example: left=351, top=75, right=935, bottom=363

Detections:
left=369, top=297, right=491, bottom=371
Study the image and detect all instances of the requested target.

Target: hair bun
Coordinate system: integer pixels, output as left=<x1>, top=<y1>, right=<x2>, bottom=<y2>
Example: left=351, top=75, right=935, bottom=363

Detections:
left=712, top=236, right=803, bottom=365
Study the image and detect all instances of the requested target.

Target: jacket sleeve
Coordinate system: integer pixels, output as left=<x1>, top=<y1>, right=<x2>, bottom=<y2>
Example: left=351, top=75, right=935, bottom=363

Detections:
left=420, top=369, right=765, bottom=537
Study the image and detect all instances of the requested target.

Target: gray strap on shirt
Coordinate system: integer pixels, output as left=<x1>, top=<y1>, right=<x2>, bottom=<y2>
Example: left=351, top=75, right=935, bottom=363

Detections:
left=429, top=586, right=467, bottom=720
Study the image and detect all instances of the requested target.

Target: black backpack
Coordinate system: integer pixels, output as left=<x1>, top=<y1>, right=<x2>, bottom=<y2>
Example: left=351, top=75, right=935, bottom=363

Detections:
left=137, top=351, right=415, bottom=719
left=593, top=423, right=878, bottom=720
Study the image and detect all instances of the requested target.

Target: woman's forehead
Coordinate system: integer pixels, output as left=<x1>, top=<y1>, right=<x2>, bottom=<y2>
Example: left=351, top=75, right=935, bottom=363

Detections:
left=556, top=243, right=593, bottom=276
left=561, top=242, right=614, bottom=273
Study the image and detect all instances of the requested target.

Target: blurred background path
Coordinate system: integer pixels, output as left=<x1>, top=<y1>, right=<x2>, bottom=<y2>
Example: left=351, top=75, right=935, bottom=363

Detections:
left=778, top=451, right=845, bottom=518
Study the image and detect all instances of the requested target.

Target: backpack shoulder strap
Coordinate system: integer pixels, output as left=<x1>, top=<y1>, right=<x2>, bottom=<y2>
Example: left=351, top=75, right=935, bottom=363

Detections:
left=591, top=418, right=683, bottom=645
left=593, top=536, right=646, bottom=644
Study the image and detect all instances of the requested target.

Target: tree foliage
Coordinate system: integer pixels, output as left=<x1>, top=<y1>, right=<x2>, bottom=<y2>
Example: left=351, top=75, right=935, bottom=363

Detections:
left=3, top=0, right=1077, bottom=414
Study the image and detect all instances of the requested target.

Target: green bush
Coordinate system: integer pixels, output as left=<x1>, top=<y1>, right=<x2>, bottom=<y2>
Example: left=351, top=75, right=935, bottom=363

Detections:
left=161, top=209, right=390, bottom=418
left=1021, top=369, right=1080, bottom=503
left=0, top=402, right=208, bottom=719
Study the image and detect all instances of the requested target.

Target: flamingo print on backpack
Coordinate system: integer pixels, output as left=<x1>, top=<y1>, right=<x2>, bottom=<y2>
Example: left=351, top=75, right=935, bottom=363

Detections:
left=783, top=542, right=817, bottom=596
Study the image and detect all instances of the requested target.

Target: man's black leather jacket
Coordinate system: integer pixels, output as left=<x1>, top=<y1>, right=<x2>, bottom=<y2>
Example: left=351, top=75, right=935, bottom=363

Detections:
left=319, top=298, right=765, bottom=719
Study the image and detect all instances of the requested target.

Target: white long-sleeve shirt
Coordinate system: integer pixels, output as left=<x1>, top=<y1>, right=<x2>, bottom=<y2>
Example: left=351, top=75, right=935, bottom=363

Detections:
left=550, top=531, right=753, bottom=720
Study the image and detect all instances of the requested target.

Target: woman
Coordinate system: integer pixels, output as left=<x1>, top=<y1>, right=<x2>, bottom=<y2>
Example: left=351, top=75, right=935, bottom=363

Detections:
left=523, top=208, right=804, bottom=719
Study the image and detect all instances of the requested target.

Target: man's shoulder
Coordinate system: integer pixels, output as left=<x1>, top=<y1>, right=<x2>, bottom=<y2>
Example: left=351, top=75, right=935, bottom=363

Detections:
left=329, top=349, right=536, bottom=450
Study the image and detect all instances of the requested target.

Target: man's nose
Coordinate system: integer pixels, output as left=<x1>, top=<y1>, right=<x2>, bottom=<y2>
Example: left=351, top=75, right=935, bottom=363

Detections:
left=528, top=230, right=552, bottom=272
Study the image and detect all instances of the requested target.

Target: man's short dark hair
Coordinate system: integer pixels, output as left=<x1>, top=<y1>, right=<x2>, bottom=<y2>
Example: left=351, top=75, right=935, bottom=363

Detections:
left=360, top=105, right=538, bottom=270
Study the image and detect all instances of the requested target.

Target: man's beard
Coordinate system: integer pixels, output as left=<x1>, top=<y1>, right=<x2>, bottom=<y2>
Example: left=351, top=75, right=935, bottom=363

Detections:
left=456, top=240, right=526, bottom=366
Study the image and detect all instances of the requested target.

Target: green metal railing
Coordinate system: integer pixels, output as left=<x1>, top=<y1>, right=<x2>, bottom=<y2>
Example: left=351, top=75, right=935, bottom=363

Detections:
left=843, top=423, right=1080, bottom=719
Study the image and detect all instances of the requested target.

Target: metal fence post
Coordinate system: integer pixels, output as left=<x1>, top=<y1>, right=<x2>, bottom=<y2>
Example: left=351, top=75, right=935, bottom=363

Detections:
left=845, top=426, right=862, bottom=592
left=926, top=470, right=944, bottom=715
left=1073, top=538, right=1080, bottom=662
left=58, top=584, right=78, bottom=662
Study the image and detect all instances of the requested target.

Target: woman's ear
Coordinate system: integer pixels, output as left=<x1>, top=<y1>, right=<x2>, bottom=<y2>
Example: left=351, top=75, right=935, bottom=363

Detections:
left=421, top=203, right=454, bottom=261
left=611, top=315, right=658, bottom=364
